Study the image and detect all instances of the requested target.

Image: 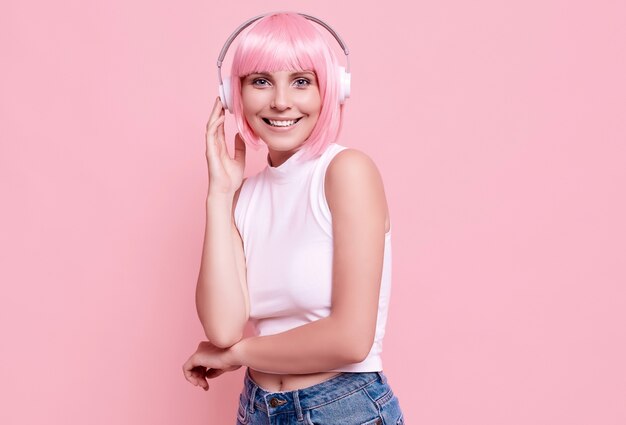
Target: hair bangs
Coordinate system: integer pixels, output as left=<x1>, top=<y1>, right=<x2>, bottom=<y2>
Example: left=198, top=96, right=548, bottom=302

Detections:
left=231, top=16, right=321, bottom=77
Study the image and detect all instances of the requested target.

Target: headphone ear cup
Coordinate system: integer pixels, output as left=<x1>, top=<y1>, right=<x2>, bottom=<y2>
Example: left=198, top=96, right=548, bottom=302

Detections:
left=338, top=66, right=351, bottom=104
left=219, top=77, right=233, bottom=112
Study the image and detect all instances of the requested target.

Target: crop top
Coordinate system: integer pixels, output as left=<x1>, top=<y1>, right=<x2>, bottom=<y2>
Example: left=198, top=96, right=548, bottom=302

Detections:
left=233, top=142, right=392, bottom=373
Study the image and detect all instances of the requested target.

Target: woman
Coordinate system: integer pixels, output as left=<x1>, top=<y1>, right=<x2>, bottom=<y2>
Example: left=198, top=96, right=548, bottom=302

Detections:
left=183, top=12, right=404, bottom=424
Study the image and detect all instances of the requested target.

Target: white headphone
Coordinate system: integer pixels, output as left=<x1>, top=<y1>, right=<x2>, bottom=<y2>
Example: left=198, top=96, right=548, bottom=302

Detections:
left=217, top=12, right=351, bottom=113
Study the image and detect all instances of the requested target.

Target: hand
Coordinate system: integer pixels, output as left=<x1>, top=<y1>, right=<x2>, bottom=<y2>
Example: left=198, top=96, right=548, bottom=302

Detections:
left=205, top=97, right=246, bottom=196
left=182, top=340, right=241, bottom=391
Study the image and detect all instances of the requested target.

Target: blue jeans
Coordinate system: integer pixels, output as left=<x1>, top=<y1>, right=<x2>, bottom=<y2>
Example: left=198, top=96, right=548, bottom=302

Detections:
left=236, top=368, right=405, bottom=425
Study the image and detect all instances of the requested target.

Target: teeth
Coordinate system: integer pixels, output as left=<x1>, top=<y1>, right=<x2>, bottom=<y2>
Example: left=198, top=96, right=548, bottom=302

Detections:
left=268, top=119, right=299, bottom=127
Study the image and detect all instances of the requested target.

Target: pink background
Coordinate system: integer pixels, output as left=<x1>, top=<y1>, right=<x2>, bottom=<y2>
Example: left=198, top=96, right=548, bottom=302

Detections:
left=1, top=0, right=625, bottom=424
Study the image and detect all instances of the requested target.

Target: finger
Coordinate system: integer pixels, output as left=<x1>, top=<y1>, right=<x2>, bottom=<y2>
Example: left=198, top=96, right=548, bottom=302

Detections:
left=206, top=115, right=226, bottom=141
left=182, top=362, right=200, bottom=386
left=217, top=116, right=228, bottom=160
left=192, top=369, right=209, bottom=390
left=205, top=368, right=227, bottom=379
left=206, top=116, right=227, bottom=169
left=207, top=97, right=224, bottom=127
left=191, top=366, right=209, bottom=390
left=233, top=133, right=246, bottom=166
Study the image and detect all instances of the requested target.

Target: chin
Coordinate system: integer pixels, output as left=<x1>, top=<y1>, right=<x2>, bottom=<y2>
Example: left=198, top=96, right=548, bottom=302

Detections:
left=256, top=132, right=309, bottom=150
left=262, top=139, right=306, bottom=152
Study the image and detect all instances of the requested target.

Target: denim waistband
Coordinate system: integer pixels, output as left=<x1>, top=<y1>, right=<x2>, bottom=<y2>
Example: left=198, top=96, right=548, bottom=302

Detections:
left=242, top=368, right=388, bottom=418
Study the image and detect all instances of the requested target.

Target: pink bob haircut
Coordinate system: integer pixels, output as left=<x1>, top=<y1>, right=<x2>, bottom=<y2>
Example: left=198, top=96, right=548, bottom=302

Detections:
left=229, top=12, right=345, bottom=162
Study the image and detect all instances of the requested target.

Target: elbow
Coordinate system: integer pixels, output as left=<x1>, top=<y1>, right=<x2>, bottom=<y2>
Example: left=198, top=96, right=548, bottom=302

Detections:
left=204, top=328, right=243, bottom=348
left=200, top=320, right=245, bottom=348
left=196, top=303, right=247, bottom=348
left=212, top=335, right=243, bottom=349
left=348, top=342, right=373, bottom=364
left=339, top=329, right=375, bottom=364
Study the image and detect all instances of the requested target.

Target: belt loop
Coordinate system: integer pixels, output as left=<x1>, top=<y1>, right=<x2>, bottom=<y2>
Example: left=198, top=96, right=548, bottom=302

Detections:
left=376, top=371, right=387, bottom=385
left=248, top=384, right=258, bottom=414
left=293, top=390, right=304, bottom=421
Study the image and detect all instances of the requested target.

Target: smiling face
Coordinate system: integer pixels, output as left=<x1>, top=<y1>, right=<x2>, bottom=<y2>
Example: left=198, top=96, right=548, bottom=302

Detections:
left=240, top=70, right=322, bottom=165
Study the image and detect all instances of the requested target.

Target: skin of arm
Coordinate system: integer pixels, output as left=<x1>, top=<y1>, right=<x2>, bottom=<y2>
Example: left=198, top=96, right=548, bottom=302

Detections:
left=195, top=101, right=249, bottom=349
left=195, top=184, right=250, bottom=348
left=223, top=149, right=389, bottom=373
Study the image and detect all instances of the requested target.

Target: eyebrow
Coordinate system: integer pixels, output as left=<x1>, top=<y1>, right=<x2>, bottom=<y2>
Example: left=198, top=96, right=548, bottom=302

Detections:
left=249, top=71, right=316, bottom=78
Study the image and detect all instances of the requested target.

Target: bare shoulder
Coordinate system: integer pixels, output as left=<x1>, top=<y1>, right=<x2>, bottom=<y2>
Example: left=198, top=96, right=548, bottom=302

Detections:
left=325, top=148, right=389, bottom=232
left=326, top=148, right=381, bottom=183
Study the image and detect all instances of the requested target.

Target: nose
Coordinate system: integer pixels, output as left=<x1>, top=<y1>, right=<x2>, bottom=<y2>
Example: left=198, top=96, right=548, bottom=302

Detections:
left=270, top=84, right=291, bottom=111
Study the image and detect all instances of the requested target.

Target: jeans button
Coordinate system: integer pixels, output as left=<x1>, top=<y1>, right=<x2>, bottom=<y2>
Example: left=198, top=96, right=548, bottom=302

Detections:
left=269, top=397, right=286, bottom=407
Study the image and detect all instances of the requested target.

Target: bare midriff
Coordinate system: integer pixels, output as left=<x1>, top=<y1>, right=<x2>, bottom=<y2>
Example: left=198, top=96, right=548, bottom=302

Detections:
left=249, top=368, right=342, bottom=392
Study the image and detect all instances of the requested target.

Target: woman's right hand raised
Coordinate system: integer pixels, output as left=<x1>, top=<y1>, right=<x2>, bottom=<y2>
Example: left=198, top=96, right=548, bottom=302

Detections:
left=205, top=97, right=246, bottom=197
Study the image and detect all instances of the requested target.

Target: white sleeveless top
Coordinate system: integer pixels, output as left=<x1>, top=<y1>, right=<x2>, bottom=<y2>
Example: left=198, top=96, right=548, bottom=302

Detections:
left=234, top=143, right=392, bottom=372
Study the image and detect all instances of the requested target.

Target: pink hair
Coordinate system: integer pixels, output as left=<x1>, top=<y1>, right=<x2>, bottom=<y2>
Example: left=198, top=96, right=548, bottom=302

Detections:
left=229, top=12, right=345, bottom=162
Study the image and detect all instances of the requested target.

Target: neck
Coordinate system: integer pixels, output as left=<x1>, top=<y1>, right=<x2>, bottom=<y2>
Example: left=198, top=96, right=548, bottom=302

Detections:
left=268, top=148, right=299, bottom=167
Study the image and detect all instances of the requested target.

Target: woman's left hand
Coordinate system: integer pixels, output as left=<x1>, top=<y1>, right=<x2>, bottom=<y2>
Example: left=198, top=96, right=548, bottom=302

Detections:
left=182, top=341, right=241, bottom=391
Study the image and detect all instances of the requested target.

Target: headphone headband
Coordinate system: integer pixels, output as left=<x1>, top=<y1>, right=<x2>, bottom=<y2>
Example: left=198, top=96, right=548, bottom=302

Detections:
left=216, top=12, right=351, bottom=86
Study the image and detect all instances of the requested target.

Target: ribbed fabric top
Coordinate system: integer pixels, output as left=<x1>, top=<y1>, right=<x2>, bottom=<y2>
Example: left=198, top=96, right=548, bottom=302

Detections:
left=234, top=142, right=393, bottom=373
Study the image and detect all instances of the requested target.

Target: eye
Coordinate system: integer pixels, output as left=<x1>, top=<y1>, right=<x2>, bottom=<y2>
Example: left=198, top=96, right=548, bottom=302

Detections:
left=251, top=78, right=270, bottom=87
left=293, top=78, right=311, bottom=88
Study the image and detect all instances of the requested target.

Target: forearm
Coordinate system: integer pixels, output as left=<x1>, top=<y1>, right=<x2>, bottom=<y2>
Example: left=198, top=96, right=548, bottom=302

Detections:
left=196, top=194, right=246, bottom=347
left=228, top=316, right=367, bottom=374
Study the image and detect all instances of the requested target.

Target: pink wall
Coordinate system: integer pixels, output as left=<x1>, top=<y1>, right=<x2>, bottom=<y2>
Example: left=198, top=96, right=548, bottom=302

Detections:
left=2, top=0, right=625, bottom=424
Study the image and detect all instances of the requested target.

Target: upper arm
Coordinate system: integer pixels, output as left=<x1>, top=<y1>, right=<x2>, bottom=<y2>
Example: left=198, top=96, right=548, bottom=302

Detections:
left=324, top=149, right=389, bottom=360
left=232, top=179, right=250, bottom=323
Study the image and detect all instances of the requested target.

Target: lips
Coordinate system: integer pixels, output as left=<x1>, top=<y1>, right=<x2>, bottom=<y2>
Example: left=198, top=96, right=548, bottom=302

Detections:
left=262, top=117, right=302, bottom=127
